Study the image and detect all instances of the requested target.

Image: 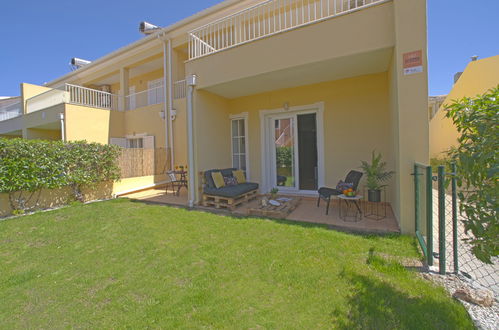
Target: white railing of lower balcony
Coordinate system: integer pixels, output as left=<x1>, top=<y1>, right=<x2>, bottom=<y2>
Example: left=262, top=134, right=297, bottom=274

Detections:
left=125, top=85, right=164, bottom=111
left=124, top=79, right=186, bottom=111
left=65, top=84, right=119, bottom=110
left=0, top=100, right=22, bottom=122
left=188, top=0, right=386, bottom=60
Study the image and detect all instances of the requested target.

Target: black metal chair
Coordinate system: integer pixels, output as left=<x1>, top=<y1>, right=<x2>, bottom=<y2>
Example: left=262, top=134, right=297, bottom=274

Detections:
left=317, top=170, right=363, bottom=215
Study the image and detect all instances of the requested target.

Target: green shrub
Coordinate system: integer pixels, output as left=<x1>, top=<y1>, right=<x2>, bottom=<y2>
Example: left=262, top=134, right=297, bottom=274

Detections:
left=0, top=138, right=121, bottom=213
left=445, top=86, right=498, bottom=263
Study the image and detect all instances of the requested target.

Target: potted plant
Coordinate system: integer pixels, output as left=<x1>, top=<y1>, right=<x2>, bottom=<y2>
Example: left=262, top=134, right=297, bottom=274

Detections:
left=360, top=151, right=394, bottom=202
left=269, top=187, right=279, bottom=200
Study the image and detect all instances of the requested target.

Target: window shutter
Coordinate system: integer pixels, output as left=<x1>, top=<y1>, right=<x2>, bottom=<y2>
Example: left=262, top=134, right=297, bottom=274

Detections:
left=109, top=137, right=127, bottom=148
left=143, top=136, right=155, bottom=149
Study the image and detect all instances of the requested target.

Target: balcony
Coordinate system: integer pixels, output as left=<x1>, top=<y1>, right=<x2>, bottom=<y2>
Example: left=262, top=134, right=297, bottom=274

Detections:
left=124, top=79, right=187, bottom=111
left=188, top=0, right=387, bottom=60
left=0, top=99, right=22, bottom=122
left=25, top=84, right=119, bottom=114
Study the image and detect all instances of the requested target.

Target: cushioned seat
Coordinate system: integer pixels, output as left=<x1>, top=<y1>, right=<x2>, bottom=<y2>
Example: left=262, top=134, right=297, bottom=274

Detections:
left=204, top=182, right=259, bottom=198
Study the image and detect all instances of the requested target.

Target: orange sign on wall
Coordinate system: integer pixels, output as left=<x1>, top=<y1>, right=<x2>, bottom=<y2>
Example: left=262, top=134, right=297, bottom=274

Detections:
left=403, top=50, right=423, bottom=75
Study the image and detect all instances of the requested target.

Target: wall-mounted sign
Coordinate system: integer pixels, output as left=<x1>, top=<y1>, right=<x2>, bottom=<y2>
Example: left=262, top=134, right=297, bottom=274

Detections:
left=403, top=50, right=423, bottom=75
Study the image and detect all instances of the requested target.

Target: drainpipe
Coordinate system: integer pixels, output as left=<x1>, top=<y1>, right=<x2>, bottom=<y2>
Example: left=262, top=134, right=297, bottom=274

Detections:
left=186, top=74, right=197, bottom=207
left=159, top=34, right=170, bottom=169
left=167, top=39, right=175, bottom=170
left=59, top=112, right=65, bottom=142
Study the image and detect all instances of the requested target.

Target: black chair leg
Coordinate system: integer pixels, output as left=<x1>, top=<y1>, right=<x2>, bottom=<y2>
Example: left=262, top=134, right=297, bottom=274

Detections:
left=326, top=197, right=331, bottom=215
left=317, top=197, right=320, bottom=207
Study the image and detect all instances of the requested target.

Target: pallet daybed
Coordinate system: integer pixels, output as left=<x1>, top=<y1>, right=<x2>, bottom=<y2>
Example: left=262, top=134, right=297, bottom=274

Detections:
left=199, top=168, right=258, bottom=211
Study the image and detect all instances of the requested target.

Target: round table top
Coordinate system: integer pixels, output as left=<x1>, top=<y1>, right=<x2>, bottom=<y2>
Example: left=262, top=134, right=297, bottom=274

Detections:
left=338, top=194, right=363, bottom=200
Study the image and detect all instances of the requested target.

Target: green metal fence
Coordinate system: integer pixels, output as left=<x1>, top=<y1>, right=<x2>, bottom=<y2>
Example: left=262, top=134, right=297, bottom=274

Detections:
left=416, top=162, right=499, bottom=296
left=413, top=163, right=433, bottom=266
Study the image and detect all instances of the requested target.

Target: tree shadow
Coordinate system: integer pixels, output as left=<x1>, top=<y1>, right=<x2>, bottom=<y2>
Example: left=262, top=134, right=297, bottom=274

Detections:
left=331, top=265, right=472, bottom=329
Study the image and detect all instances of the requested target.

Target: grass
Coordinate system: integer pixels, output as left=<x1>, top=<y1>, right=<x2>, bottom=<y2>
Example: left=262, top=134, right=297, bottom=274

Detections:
left=0, top=199, right=473, bottom=329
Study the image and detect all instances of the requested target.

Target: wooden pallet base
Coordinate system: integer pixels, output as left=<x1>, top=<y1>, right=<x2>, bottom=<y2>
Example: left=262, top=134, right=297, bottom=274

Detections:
left=202, top=189, right=257, bottom=210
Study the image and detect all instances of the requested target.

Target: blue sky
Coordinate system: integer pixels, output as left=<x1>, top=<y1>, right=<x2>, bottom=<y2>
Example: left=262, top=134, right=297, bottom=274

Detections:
left=0, top=0, right=497, bottom=97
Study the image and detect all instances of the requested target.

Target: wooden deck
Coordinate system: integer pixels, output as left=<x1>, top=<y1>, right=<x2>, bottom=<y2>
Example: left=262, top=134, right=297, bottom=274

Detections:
left=124, top=189, right=400, bottom=234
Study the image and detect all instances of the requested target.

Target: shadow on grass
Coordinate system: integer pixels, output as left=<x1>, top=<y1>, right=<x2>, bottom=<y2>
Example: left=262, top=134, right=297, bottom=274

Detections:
left=331, top=263, right=472, bottom=329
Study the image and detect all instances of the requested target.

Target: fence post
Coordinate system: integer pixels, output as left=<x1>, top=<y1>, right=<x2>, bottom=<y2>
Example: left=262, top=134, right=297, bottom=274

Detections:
left=414, top=164, right=420, bottom=233
left=451, top=162, right=458, bottom=274
left=426, top=165, right=433, bottom=266
left=438, top=165, right=446, bottom=274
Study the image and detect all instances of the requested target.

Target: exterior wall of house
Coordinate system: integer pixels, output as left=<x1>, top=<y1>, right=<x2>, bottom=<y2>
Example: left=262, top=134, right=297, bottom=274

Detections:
left=193, top=90, right=232, bottom=200
left=429, top=55, right=499, bottom=158
left=230, top=72, right=394, bottom=199
left=21, top=83, right=55, bottom=113
left=173, top=99, right=188, bottom=167
left=25, top=128, right=61, bottom=140
left=64, top=104, right=124, bottom=144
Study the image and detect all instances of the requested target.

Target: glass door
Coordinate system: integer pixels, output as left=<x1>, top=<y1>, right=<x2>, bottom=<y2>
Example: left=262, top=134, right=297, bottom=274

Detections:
left=273, top=116, right=297, bottom=189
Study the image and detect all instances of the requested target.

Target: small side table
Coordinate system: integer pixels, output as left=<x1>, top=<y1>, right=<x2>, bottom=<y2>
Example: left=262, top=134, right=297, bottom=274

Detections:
left=338, top=194, right=363, bottom=222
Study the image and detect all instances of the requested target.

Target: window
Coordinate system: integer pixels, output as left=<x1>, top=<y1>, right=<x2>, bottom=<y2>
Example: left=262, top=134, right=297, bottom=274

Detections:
left=127, top=138, right=143, bottom=149
left=148, top=79, right=164, bottom=105
left=231, top=116, right=248, bottom=175
left=110, top=135, right=155, bottom=149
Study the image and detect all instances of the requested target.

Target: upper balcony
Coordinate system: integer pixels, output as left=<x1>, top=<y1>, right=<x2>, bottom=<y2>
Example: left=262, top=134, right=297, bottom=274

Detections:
left=186, top=0, right=394, bottom=97
left=188, top=0, right=388, bottom=60
left=0, top=98, right=22, bottom=122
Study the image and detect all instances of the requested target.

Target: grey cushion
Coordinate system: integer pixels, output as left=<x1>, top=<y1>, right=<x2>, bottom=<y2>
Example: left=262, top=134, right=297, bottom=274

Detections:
left=204, top=169, right=220, bottom=189
left=220, top=168, right=237, bottom=177
left=204, top=182, right=259, bottom=198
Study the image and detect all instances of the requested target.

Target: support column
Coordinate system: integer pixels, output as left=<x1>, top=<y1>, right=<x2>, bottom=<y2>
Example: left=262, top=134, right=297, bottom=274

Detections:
left=391, top=0, right=429, bottom=233
left=186, top=74, right=197, bottom=208
left=119, top=67, right=129, bottom=111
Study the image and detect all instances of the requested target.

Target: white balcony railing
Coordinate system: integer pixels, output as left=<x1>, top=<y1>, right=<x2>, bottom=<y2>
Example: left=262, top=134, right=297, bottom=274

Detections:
left=173, top=79, right=187, bottom=99
left=66, top=84, right=119, bottom=110
left=0, top=100, right=22, bottom=122
left=188, top=0, right=386, bottom=60
left=125, top=84, right=164, bottom=111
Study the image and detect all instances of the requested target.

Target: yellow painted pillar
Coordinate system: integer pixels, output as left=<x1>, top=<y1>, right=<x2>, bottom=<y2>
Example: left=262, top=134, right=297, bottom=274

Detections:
left=391, top=0, right=429, bottom=233
left=119, top=67, right=129, bottom=111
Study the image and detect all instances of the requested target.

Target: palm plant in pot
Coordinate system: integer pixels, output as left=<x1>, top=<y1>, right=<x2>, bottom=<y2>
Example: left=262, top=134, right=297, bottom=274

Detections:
left=360, top=151, right=395, bottom=202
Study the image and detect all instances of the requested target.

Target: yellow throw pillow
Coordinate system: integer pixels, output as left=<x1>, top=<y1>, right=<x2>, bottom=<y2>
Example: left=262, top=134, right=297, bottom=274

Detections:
left=233, top=170, right=246, bottom=184
left=211, top=171, right=225, bottom=189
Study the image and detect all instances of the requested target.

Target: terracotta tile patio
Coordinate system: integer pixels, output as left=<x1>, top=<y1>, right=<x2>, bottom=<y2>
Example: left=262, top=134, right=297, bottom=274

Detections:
left=124, top=188, right=400, bottom=234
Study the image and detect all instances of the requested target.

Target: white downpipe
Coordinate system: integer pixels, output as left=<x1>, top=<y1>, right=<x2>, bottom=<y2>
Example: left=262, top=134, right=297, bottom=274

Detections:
left=59, top=112, right=65, bottom=142
left=160, top=35, right=170, bottom=170
left=186, top=75, right=197, bottom=207
left=167, top=39, right=175, bottom=170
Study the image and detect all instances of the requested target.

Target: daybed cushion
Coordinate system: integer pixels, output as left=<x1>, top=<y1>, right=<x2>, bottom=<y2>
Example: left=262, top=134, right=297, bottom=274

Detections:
left=211, top=171, right=225, bottom=189
left=233, top=170, right=246, bottom=183
left=204, top=182, right=259, bottom=198
left=204, top=168, right=237, bottom=188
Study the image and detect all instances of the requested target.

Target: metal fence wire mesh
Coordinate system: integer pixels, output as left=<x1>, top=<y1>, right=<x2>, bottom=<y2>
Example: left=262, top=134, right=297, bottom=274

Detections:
left=430, top=167, right=499, bottom=297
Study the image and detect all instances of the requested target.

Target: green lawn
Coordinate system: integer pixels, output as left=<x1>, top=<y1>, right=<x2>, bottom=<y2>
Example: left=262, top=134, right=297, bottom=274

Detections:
left=0, top=199, right=472, bottom=329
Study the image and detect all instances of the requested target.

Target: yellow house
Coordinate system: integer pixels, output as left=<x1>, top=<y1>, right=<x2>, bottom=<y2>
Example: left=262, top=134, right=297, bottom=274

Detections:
left=429, top=55, right=499, bottom=158
left=0, top=0, right=429, bottom=233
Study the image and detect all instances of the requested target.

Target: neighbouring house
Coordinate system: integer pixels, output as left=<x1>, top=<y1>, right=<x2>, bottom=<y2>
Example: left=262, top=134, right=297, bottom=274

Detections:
left=429, top=54, right=499, bottom=158
left=0, top=0, right=429, bottom=233
left=428, top=95, right=446, bottom=120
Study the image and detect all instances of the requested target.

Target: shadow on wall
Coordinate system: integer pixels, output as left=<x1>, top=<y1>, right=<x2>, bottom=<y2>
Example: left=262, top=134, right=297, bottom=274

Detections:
left=0, top=182, right=114, bottom=218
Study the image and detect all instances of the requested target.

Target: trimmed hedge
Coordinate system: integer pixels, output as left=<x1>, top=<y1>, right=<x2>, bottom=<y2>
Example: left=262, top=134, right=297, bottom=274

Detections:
left=0, top=138, right=121, bottom=213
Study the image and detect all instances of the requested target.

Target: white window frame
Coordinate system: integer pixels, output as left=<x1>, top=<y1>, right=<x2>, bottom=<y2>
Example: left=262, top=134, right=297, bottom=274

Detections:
left=259, top=102, right=325, bottom=195
left=230, top=112, right=250, bottom=180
